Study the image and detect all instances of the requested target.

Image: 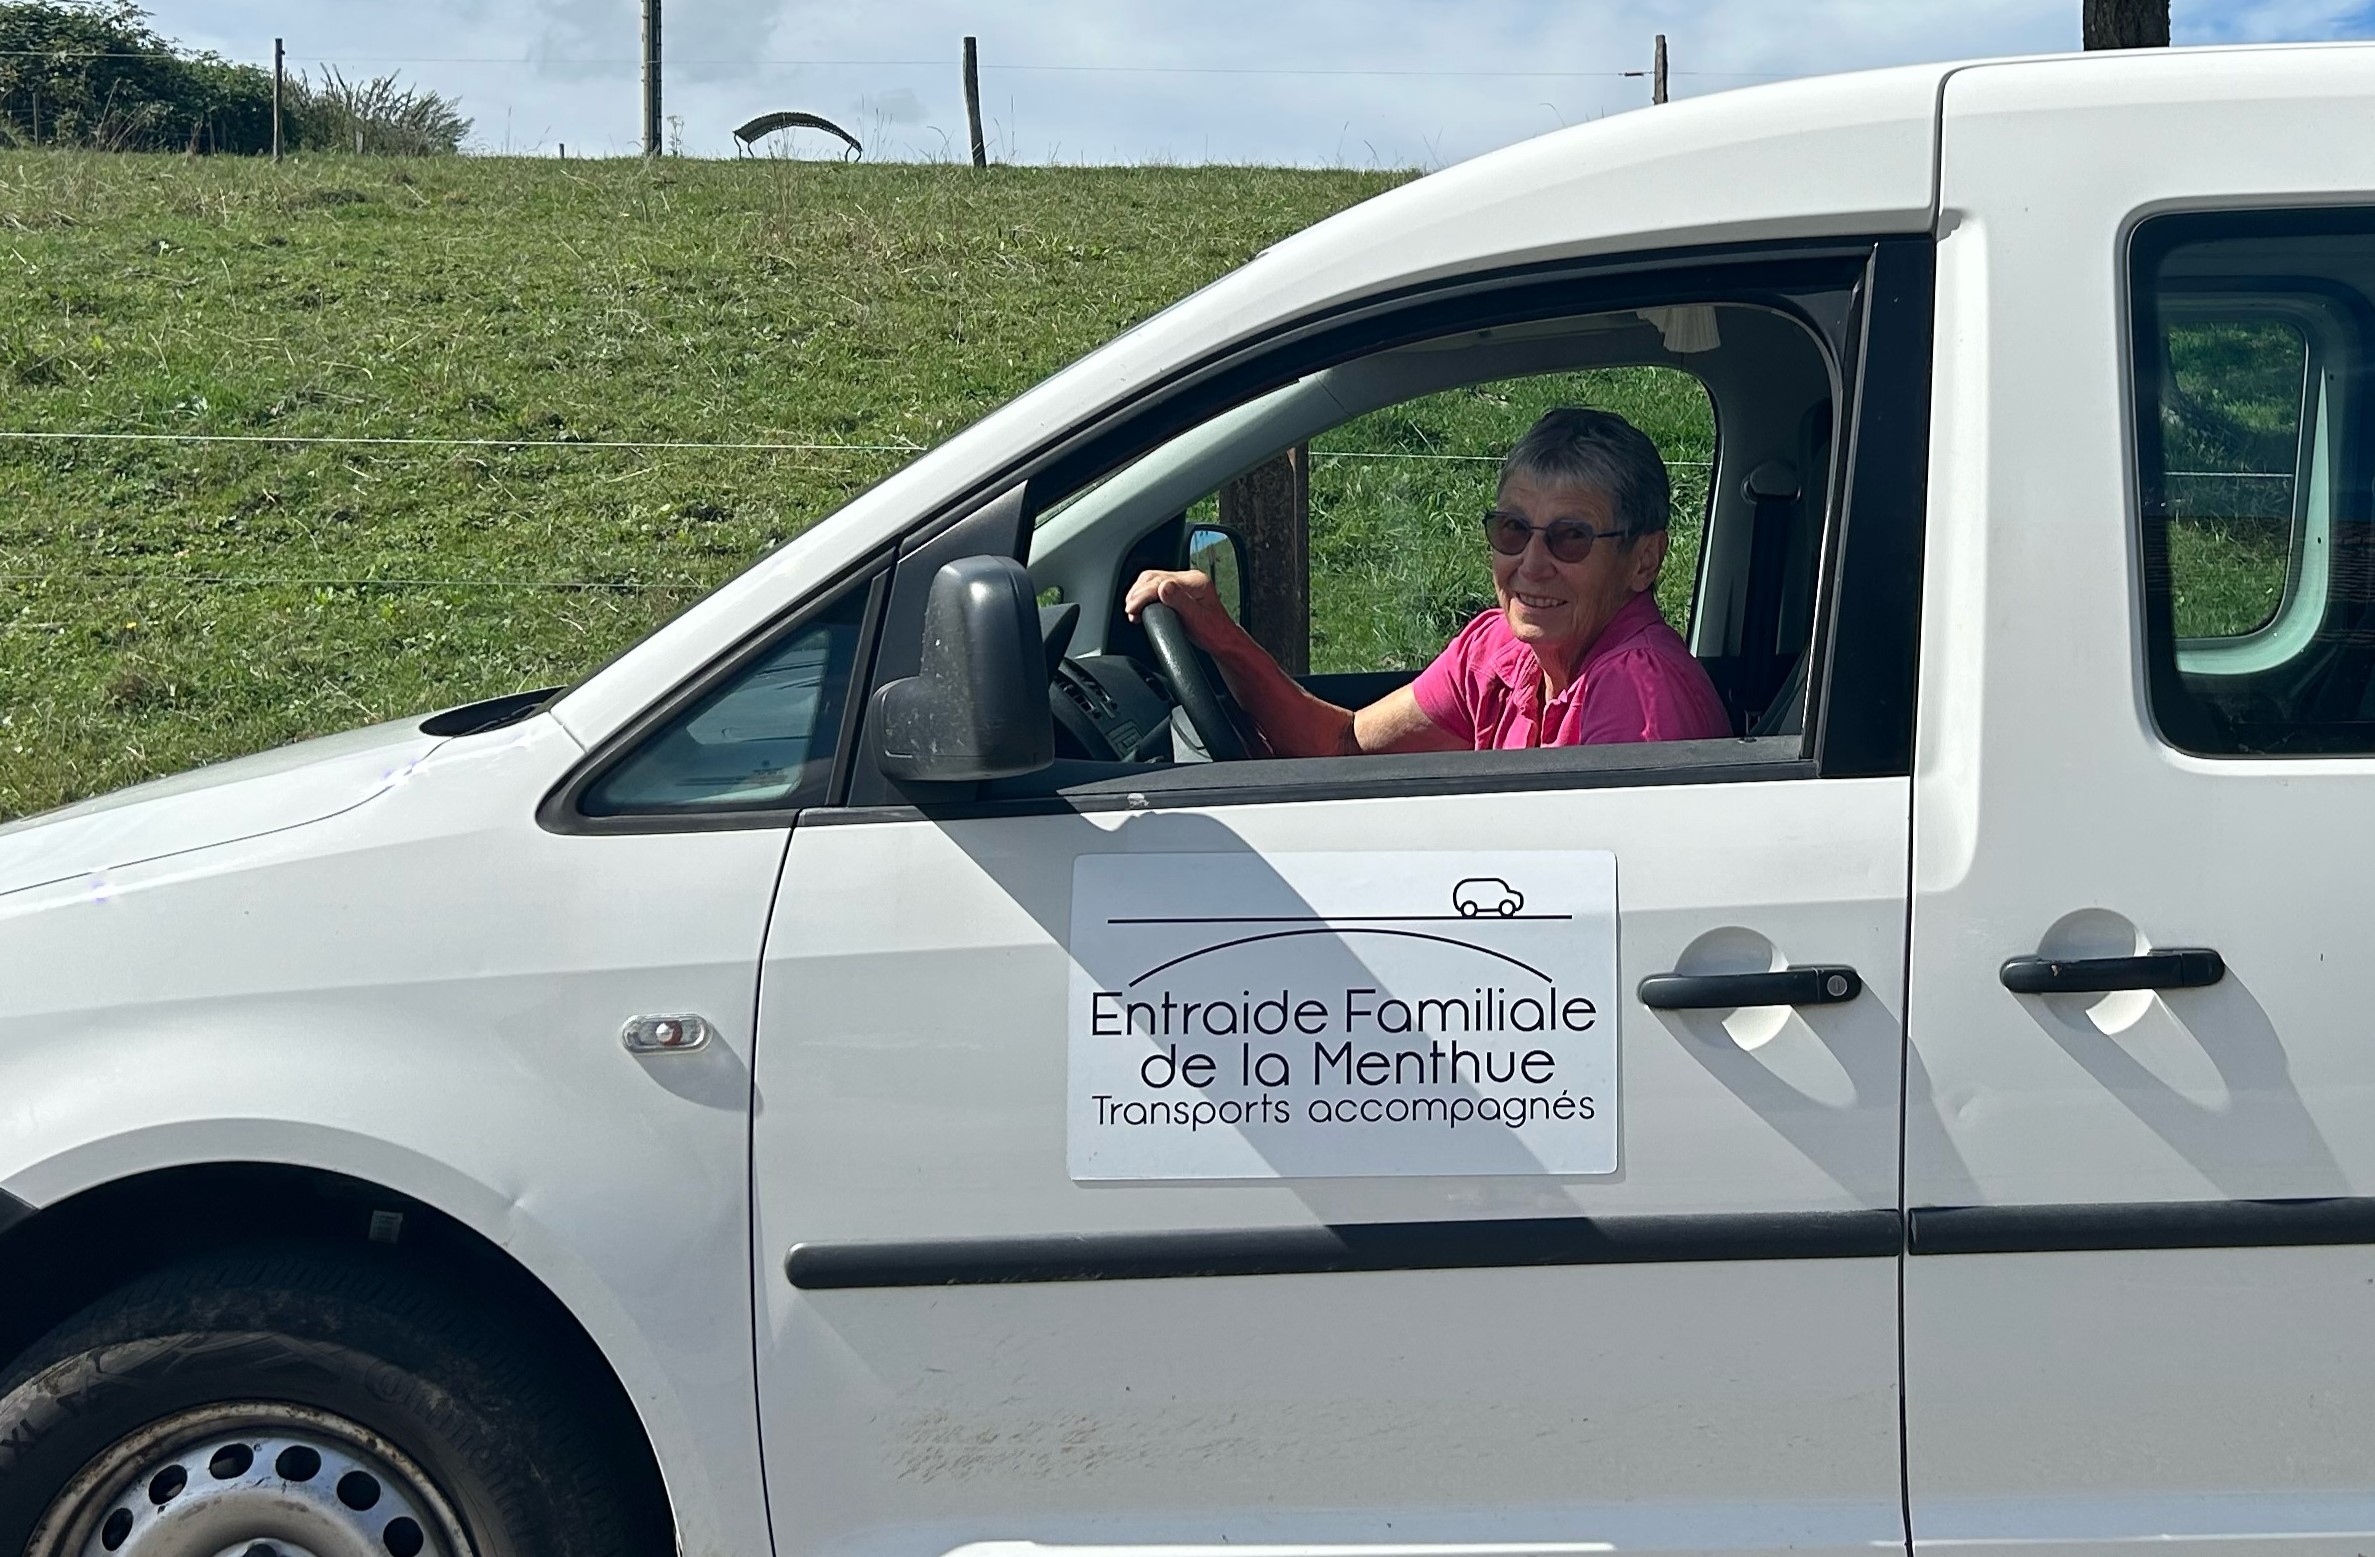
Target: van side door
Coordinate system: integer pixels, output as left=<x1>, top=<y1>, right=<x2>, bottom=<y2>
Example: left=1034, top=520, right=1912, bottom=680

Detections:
left=1907, top=50, right=2375, bottom=1555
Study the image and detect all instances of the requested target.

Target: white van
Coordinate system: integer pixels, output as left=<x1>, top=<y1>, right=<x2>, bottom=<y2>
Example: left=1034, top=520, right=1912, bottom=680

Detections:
left=7, top=41, right=2375, bottom=1557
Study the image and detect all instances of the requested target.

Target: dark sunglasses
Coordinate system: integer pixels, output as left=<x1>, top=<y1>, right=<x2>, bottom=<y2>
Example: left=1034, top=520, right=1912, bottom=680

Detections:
left=1482, top=510, right=1630, bottom=564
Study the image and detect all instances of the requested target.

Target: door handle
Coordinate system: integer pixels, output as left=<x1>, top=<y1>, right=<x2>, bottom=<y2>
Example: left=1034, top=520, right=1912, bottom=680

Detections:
left=1638, top=965, right=1862, bottom=1010
left=1999, top=948, right=2225, bottom=995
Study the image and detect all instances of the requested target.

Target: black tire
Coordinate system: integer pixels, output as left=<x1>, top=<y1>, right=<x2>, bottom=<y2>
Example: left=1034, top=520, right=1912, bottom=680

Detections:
left=0, top=1243, right=671, bottom=1557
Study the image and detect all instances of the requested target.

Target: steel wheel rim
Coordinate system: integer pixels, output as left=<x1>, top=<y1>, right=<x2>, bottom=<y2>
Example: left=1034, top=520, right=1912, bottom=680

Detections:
left=31, top=1400, right=475, bottom=1557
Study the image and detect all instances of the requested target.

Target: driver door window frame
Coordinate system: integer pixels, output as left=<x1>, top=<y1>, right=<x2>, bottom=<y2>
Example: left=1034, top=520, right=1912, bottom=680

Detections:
left=539, top=236, right=1934, bottom=835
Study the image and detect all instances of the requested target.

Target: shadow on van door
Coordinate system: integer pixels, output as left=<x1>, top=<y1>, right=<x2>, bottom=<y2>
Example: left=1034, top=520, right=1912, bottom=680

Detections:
left=2023, top=969, right=2344, bottom=1199
left=1650, top=925, right=1975, bottom=1207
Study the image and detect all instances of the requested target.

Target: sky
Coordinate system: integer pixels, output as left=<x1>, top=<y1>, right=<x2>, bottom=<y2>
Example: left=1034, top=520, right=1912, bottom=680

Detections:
left=158, top=1, right=2375, bottom=166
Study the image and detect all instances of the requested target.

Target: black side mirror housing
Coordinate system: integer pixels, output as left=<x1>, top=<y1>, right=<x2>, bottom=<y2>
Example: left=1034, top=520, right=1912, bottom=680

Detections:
left=873, top=554, right=1054, bottom=782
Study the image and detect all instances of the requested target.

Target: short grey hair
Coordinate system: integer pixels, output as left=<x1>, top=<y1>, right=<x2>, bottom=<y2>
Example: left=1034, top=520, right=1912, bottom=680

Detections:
left=1496, top=406, right=1671, bottom=538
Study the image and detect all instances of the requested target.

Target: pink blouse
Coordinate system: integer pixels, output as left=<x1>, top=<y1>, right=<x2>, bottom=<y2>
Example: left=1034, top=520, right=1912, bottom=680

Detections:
left=1409, top=591, right=1732, bottom=749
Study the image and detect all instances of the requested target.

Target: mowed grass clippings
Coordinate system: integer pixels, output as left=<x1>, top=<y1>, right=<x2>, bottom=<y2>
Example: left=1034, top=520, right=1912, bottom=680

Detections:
left=0, top=152, right=1403, bottom=818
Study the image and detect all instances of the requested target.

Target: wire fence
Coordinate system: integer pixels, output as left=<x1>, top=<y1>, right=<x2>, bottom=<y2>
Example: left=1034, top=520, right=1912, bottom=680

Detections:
left=0, top=429, right=1729, bottom=594
left=0, top=47, right=1789, bottom=82
left=0, top=426, right=2299, bottom=596
left=0, top=21, right=1788, bottom=167
left=0, top=415, right=2303, bottom=818
left=0, top=429, right=923, bottom=453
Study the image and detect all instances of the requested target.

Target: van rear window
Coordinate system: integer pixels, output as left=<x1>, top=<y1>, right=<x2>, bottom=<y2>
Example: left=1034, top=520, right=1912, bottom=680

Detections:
left=2133, top=209, right=2375, bottom=755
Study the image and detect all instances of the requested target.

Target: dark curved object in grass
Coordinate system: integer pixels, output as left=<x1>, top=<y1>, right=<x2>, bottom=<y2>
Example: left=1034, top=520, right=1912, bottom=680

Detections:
left=734, top=111, right=862, bottom=159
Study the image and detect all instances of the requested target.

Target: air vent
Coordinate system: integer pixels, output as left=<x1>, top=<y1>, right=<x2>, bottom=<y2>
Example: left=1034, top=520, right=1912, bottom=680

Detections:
left=1057, top=666, right=1118, bottom=716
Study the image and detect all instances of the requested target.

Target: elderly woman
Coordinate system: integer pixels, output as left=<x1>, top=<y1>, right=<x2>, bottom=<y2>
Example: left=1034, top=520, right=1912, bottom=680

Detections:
left=1125, top=405, right=1731, bottom=756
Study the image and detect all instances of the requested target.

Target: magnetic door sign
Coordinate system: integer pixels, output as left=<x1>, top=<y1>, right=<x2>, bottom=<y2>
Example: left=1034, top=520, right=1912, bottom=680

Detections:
left=1067, top=851, right=1618, bottom=1180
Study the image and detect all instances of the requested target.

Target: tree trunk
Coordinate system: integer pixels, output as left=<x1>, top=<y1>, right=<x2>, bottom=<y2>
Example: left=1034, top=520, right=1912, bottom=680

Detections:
left=2083, top=0, right=2169, bottom=49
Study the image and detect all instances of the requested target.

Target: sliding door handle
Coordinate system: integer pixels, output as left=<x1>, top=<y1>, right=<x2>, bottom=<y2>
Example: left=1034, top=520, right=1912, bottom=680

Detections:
left=2000, top=947, right=2225, bottom=995
left=1638, top=965, right=1862, bottom=1010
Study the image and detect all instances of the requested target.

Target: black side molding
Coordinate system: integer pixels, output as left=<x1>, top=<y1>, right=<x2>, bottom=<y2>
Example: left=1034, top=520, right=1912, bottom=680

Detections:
left=1911, top=1196, right=2375, bottom=1255
left=786, top=1209, right=1903, bottom=1289
left=792, top=1199, right=2375, bottom=1286
left=0, top=1185, right=34, bottom=1238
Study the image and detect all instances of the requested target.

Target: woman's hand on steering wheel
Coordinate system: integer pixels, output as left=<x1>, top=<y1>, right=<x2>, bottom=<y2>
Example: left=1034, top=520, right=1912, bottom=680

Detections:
left=1123, top=569, right=1234, bottom=647
left=1124, top=568, right=1251, bottom=762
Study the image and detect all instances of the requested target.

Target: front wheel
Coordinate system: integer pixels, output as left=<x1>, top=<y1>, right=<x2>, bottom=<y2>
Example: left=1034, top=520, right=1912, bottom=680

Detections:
left=0, top=1245, right=669, bottom=1557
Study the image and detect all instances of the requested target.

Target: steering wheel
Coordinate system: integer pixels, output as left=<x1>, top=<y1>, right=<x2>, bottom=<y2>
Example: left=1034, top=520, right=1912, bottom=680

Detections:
left=1139, top=602, right=1249, bottom=761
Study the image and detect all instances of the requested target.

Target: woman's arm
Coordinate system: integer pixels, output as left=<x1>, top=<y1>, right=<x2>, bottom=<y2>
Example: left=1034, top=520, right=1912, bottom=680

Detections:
left=1351, top=684, right=1468, bottom=754
left=1123, top=570, right=1461, bottom=757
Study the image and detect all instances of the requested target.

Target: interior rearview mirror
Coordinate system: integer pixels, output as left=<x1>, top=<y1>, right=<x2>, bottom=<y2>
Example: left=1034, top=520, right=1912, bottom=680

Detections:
left=1186, top=523, right=1248, bottom=620
left=873, top=554, right=1054, bottom=783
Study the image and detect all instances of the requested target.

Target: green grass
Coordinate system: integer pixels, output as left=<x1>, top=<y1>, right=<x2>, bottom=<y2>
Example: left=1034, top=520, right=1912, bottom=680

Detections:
left=0, top=152, right=1733, bottom=820
left=2167, top=516, right=2290, bottom=639
left=0, top=151, right=1404, bottom=819
left=1, top=155, right=2333, bottom=821
left=2158, top=320, right=2304, bottom=641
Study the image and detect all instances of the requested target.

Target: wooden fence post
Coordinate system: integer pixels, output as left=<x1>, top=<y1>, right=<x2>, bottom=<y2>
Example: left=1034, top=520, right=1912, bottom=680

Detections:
left=1652, top=34, right=1668, bottom=104
left=962, top=37, right=987, bottom=166
left=1221, top=445, right=1310, bottom=675
left=641, top=0, right=663, bottom=157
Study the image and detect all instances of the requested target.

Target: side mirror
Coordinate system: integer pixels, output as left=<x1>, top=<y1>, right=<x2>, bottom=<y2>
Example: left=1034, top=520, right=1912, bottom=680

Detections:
left=1186, top=523, right=1248, bottom=620
left=873, top=554, right=1054, bottom=782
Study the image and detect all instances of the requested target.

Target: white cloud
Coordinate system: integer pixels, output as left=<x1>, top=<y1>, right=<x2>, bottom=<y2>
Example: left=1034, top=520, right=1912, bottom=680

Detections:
left=157, top=0, right=2374, bottom=164
left=869, top=87, right=926, bottom=126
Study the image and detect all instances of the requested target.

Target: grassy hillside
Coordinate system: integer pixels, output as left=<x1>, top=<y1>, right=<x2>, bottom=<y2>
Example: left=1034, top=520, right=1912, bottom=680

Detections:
left=0, top=153, right=1406, bottom=818
left=0, top=152, right=2313, bottom=823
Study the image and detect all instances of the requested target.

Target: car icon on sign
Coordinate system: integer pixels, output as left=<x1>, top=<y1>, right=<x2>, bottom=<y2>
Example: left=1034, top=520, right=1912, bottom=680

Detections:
left=1452, top=878, right=1524, bottom=917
